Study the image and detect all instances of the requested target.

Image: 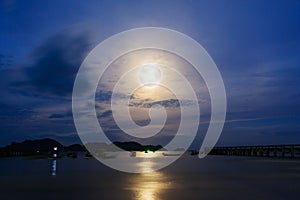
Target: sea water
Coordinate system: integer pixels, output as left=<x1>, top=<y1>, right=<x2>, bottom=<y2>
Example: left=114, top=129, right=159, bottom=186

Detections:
left=0, top=154, right=299, bottom=200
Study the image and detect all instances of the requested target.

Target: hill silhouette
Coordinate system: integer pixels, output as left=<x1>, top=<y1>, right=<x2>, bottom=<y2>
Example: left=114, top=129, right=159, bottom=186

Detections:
left=0, top=138, right=164, bottom=157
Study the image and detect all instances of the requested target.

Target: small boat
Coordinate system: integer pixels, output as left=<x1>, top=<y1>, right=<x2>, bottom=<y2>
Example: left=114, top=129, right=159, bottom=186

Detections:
left=97, top=152, right=116, bottom=159
left=145, top=149, right=152, bottom=153
left=85, top=152, right=93, bottom=159
left=30, top=151, right=48, bottom=159
left=67, top=152, right=77, bottom=158
left=130, top=151, right=136, bottom=157
left=30, top=154, right=48, bottom=159
left=162, top=152, right=181, bottom=156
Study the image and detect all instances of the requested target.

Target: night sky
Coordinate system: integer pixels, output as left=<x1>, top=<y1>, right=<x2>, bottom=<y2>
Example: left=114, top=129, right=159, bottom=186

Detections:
left=0, top=0, right=299, bottom=147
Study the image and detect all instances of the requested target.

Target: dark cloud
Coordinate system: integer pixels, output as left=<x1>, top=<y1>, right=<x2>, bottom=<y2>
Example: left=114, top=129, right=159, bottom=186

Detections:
left=48, top=109, right=73, bottom=120
left=95, top=90, right=129, bottom=102
left=130, top=98, right=179, bottom=108
left=98, top=110, right=112, bottom=118
left=128, top=98, right=197, bottom=109
left=48, top=113, right=64, bottom=119
left=18, top=32, right=91, bottom=97
left=0, top=102, right=36, bottom=123
left=95, top=90, right=112, bottom=102
left=0, top=54, right=13, bottom=69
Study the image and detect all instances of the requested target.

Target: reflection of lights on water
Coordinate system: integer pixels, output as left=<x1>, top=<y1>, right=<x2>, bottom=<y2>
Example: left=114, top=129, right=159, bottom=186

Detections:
left=124, top=156, right=172, bottom=200
left=135, top=152, right=159, bottom=173
left=141, top=151, right=156, bottom=159
left=52, top=160, right=57, bottom=176
left=126, top=171, right=172, bottom=200
left=53, top=147, right=58, bottom=158
left=139, top=159, right=155, bottom=173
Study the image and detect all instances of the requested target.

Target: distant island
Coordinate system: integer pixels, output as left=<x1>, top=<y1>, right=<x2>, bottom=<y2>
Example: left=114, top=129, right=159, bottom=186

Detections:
left=0, top=138, right=165, bottom=158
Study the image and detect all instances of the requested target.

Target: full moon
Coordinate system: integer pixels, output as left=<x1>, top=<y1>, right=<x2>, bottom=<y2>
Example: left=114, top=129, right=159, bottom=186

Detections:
left=138, top=63, right=162, bottom=87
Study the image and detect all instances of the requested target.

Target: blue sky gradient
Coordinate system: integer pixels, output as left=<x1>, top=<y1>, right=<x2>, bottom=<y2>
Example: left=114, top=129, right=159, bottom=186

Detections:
left=0, top=0, right=299, bottom=146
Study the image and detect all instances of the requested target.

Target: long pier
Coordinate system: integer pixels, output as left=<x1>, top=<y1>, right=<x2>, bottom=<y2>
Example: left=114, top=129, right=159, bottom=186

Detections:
left=210, top=144, right=300, bottom=158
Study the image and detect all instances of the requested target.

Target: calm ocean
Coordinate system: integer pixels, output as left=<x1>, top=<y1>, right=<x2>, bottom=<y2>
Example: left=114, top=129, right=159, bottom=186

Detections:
left=0, top=154, right=299, bottom=200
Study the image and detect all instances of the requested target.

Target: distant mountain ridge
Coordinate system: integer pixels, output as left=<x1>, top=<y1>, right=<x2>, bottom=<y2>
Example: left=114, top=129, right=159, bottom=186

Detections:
left=7, top=138, right=64, bottom=151
left=113, top=141, right=164, bottom=151
left=0, top=138, right=165, bottom=157
left=83, top=141, right=165, bottom=152
left=0, top=138, right=86, bottom=153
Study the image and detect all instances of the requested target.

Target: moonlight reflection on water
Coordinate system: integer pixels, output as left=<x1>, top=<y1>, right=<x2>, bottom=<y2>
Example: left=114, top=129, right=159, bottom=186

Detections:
left=126, top=171, right=172, bottom=200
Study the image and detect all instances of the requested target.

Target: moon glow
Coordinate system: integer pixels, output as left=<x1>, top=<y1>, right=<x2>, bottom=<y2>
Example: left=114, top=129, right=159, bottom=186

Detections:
left=138, top=63, right=162, bottom=87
